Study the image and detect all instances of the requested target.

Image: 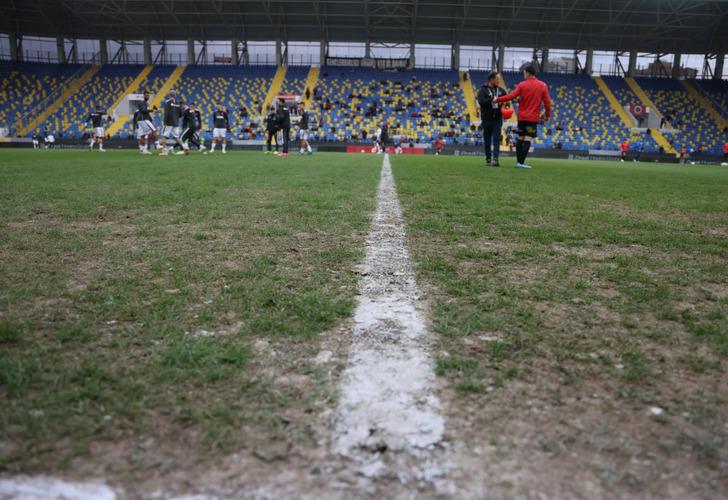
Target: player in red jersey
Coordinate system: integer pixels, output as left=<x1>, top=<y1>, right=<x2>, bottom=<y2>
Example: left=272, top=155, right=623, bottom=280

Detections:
left=495, top=65, right=551, bottom=169
left=620, top=139, right=629, bottom=162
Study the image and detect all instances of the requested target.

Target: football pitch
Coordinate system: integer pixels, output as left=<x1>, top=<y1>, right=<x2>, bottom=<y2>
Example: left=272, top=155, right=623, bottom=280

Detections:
left=1, top=150, right=727, bottom=498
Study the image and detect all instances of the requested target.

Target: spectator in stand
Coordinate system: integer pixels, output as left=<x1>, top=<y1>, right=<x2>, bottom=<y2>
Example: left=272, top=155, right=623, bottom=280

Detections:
left=722, top=142, right=728, bottom=166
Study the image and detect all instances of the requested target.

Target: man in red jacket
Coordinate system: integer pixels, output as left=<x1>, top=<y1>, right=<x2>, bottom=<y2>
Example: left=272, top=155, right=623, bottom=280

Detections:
left=496, top=65, right=551, bottom=169
left=722, top=142, right=728, bottom=166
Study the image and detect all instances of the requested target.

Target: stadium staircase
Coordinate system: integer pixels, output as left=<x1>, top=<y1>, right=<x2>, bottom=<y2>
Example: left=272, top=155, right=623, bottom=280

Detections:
left=104, top=65, right=154, bottom=137
left=593, top=76, right=635, bottom=129
left=263, top=66, right=288, bottom=114
left=302, top=66, right=320, bottom=109
left=679, top=80, right=727, bottom=130
left=459, top=71, right=479, bottom=123
left=624, top=77, right=677, bottom=155
left=18, top=65, right=100, bottom=137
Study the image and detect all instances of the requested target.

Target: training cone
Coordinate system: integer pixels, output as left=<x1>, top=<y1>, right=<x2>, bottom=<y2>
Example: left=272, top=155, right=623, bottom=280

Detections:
left=501, top=107, right=514, bottom=120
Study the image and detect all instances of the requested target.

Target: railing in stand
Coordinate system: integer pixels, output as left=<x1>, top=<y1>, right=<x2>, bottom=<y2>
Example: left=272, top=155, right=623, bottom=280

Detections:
left=9, top=55, right=99, bottom=136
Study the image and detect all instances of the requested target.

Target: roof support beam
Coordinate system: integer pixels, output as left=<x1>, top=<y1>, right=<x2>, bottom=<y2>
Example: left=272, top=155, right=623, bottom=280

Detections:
left=99, top=38, right=108, bottom=64
left=56, top=37, right=67, bottom=64
left=714, top=54, right=724, bottom=80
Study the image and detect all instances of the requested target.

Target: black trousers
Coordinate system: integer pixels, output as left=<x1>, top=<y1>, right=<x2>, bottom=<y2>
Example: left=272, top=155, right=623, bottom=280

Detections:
left=482, top=119, right=502, bottom=160
left=181, top=128, right=200, bottom=149
left=281, top=127, right=290, bottom=153
left=266, top=130, right=278, bottom=151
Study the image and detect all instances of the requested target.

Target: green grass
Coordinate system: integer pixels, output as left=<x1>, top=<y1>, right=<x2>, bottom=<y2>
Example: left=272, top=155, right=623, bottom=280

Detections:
left=392, top=155, right=728, bottom=490
left=2, top=149, right=727, bottom=494
left=0, top=149, right=380, bottom=472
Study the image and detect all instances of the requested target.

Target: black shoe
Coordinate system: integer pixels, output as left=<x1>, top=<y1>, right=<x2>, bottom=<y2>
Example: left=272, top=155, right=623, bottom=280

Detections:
left=486, top=158, right=492, bottom=166
left=492, top=160, right=500, bottom=167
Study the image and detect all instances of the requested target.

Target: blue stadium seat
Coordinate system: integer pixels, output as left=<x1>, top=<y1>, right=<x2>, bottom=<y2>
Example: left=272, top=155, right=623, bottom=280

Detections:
left=309, top=67, right=469, bottom=144
left=0, top=62, right=82, bottom=135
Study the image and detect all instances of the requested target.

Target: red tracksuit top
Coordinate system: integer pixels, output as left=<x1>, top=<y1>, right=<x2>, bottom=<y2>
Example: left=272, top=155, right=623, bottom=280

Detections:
left=496, top=77, right=551, bottom=123
left=724, top=143, right=728, bottom=154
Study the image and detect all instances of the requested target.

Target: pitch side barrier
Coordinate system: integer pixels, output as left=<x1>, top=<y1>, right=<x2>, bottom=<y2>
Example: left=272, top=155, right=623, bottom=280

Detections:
left=0, top=138, right=718, bottom=164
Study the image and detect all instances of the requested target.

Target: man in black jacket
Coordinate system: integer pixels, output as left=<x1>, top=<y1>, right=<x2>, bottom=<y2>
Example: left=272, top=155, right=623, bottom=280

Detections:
left=265, top=106, right=279, bottom=154
left=275, top=99, right=291, bottom=156
left=476, top=72, right=507, bottom=166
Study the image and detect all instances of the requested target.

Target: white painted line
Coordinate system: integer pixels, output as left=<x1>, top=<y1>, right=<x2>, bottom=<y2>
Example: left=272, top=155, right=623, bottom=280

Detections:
left=334, top=154, right=444, bottom=457
left=0, top=476, right=116, bottom=500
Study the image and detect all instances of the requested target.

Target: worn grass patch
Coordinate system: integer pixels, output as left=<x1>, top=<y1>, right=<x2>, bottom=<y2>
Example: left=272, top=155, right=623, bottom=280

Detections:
left=0, top=150, right=380, bottom=476
left=392, top=155, right=728, bottom=497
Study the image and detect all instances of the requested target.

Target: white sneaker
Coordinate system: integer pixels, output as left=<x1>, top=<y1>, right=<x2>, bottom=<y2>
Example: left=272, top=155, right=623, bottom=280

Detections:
left=174, top=150, right=185, bottom=155
left=142, top=150, right=152, bottom=155
left=721, top=162, right=727, bottom=166
left=99, top=148, right=106, bottom=152
left=516, top=163, right=531, bottom=169
left=222, top=151, right=227, bottom=155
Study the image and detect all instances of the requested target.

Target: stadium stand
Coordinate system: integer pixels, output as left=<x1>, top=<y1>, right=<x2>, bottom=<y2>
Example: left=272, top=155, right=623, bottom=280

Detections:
left=636, top=77, right=724, bottom=155
left=691, top=79, right=728, bottom=121
left=174, top=65, right=275, bottom=140
left=473, top=71, right=630, bottom=151
left=308, top=67, right=469, bottom=144
left=1, top=59, right=724, bottom=153
left=50, top=65, right=141, bottom=137
left=0, top=62, right=81, bottom=132
left=279, top=65, right=309, bottom=96
left=114, top=65, right=176, bottom=139
left=601, top=76, right=663, bottom=152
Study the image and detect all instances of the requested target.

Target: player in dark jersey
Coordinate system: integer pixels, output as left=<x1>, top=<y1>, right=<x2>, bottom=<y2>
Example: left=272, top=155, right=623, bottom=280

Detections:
left=86, top=105, right=107, bottom=152
left=159, top=90, right=188, bottom=156
left=132, top=108, right=145, bottom=155
left=264, top=106, right=279, bottom=154
left=180, top=102, right=204, bottom=152
left=275, top=99, right=291, bottom=156
left=297, top=103, right=312, bottom=155
left=136, top=90, right=157, bottom=155
left=194, top=105, right=205, bottom=152
left=210, top=105, right=229, bottom=154
left=374, top=124, right=389, bottom=154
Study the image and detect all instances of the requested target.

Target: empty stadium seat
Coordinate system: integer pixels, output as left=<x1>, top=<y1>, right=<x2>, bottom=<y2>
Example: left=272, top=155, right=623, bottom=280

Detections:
left=636, top=77, right=724, bottom=155
left=50, top=65, right=141, bottom=138
left=601, top=76, right=664, bottom=153
left=115, top=65, right=175, bottom=139
left=0, top=62, right=82, bottom=135
left=173, top=65, right=275, bottom=141
left=309, top=67, right=469, bottom=144
left=280, top=65, right=309, bottom=96
left=691, top=79, right=728, bottom=121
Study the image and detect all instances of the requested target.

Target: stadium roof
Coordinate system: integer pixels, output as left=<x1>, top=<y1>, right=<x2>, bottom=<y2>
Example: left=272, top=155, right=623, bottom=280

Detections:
left=2, top=0, right=727, bottom=54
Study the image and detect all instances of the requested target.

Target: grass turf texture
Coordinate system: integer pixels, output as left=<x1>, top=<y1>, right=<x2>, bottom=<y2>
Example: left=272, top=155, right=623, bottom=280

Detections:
left=0, top=150, right=380, bottom=476
left=392, top=156, right=727, bottom=496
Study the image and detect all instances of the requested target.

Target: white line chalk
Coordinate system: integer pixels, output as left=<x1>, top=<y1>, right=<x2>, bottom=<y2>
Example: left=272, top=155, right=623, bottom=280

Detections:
left=334, top=154, right=445, bottom=461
